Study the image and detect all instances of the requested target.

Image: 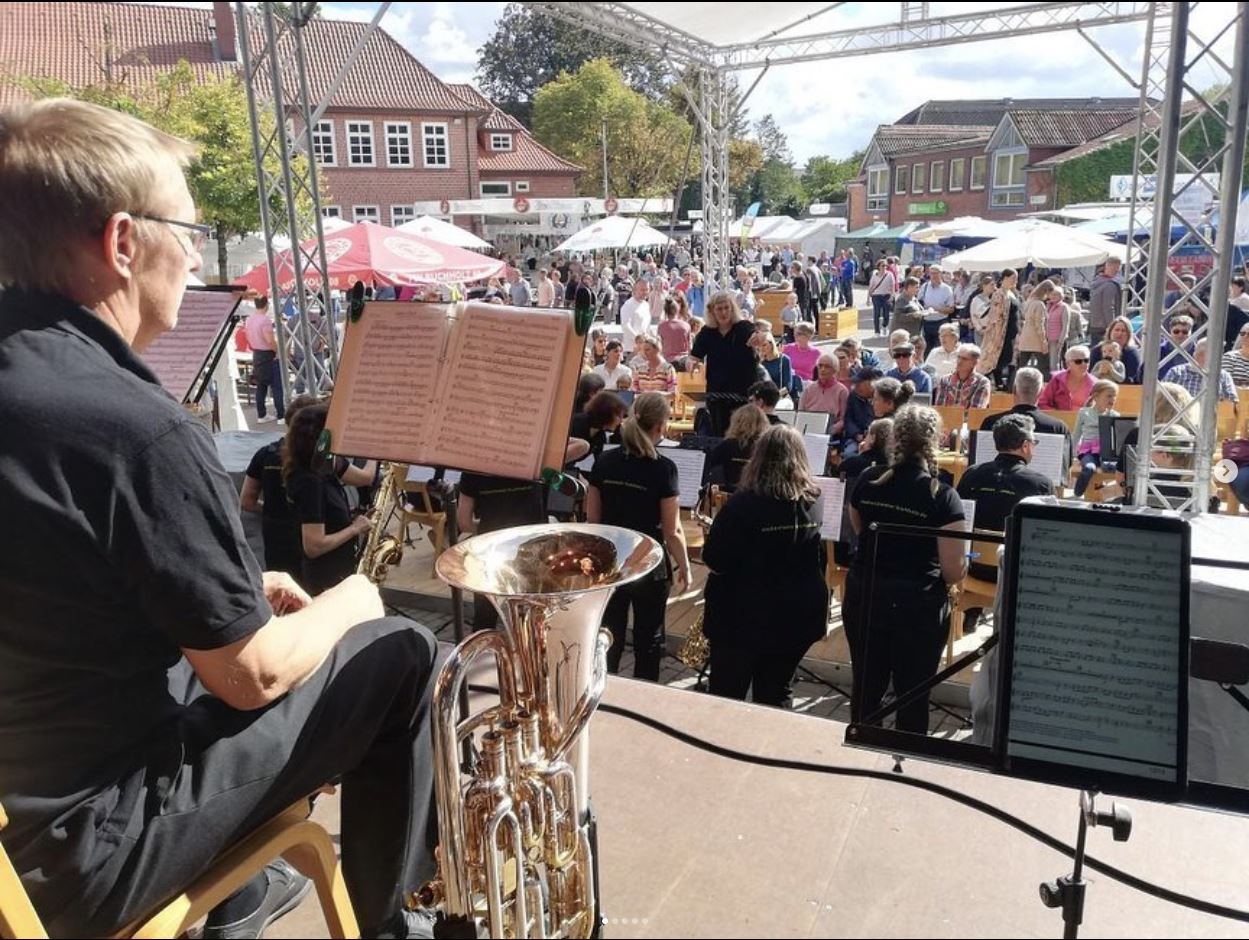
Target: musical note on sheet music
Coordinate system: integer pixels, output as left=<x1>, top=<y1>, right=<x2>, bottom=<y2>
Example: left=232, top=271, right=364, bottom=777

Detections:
left=664, top=448, right=707, bottom=509
left=1007, top=516, right=1184, bottom=782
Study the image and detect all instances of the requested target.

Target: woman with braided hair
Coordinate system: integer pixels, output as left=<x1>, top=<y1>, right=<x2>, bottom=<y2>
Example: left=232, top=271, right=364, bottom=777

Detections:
left=842, top=405, right=968, bottom=733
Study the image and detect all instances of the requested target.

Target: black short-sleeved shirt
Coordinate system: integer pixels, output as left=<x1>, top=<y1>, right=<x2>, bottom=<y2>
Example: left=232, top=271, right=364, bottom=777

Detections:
left=246, top=440, right=292, bottom=520
left=567, top=412, right=609, bottom=466
left=0, top=290, right=272, bottom=895
left=690, top=320, right=759, bottom=397
left=287, top=467, right=356, bottom=593
left=850, top=462, right=964, bottom=591
left=458, top=473, right=547, bottom=533
left=588, top=448, right=679, bottom=544
left=706, top=438, right=752, bottom=489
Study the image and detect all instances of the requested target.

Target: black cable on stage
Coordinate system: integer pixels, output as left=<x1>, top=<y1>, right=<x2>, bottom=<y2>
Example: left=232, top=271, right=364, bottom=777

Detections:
left=463, top=682, right=1249, bottom=924
left=593, top=701, right=1249, bottom=924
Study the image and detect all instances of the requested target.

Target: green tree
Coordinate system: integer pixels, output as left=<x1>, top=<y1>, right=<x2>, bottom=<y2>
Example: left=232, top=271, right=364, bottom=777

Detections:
left=729, top=138, right=765, bottom=207
left=477, top=3, right=668, bottom=126
left=752, top=158, right=807, bottom=215
left=801, top=151, right=864, bottom=204
left=533, top=59, right=696, bottom=198
left=753, top=114, right=792, bottom=165
left=8, top=61, right=314, bottom=280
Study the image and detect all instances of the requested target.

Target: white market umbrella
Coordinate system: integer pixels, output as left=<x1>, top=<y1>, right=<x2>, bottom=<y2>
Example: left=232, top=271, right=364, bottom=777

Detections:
left=397, top=214, right=492, bottom=250
left=908, top=216, right=1010, bottom=244
left=940, top=219, right=1128, bottom=270
left=553, top=215, right=671, bottom=252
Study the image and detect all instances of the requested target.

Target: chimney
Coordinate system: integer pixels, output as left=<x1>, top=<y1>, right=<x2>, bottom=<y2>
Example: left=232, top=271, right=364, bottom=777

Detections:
left=210, top=2, right=238, bottom=62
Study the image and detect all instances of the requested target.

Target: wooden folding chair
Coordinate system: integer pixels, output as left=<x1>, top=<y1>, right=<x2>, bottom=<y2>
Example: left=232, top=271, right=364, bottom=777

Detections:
left=1, top=795, right=358, bottom=940
left=398, top=477, right=447, bottom=576
left=947, top=538, right=1001, bottom=665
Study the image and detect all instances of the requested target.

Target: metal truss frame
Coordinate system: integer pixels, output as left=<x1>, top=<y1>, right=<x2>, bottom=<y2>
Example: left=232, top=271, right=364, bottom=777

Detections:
left=1122, top=2, right=1248, bottom=512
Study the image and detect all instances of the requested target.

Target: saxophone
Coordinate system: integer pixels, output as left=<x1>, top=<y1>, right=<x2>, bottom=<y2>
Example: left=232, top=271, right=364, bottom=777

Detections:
left=415, top=524, right=663, bottom=938
left=357, top=462, right=406, bottom=582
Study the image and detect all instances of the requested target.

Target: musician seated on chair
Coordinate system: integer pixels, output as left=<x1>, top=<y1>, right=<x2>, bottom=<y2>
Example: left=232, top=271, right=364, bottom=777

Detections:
left=0, top=99, right=441, bottom=939
left=955, top=415, right=1054, bottom=632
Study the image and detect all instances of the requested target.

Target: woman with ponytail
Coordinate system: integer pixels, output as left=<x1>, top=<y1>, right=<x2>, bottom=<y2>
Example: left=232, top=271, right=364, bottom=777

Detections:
left=843, top=405, right=967, bottom=733
left=587, top=392, right=692, bottom=679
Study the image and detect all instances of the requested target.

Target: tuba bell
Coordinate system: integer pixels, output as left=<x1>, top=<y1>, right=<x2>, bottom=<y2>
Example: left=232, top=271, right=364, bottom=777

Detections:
left=414, top=524, right=662, bottom=938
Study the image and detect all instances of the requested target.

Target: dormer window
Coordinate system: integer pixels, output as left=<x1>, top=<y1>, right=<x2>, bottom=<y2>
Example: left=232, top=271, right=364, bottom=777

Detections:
left=490, top=133, right=513, bottom=152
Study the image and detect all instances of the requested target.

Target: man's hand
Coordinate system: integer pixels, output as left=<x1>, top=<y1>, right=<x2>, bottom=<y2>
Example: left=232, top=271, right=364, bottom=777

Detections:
left=262, top=571, right=312, bottom=615
left=351, top=513, right=374, bottom=537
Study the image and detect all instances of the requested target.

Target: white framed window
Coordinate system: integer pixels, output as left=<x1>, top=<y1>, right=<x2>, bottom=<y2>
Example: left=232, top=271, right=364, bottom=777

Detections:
left=991, top=149, right=1027, bottom=207
left=930, top=161, right=945, bottom=193
left=422, top=122, right=449, bottom=167
left=866, top=165, right=889, bottom=211
left=515, top=180, right=531, bottom=192
left=895, top=166, right=908, bottom=195
left=480, top=181, right=511, bottom=197
left=322, top=205, right=341, bottom=219
left=353, top=205, right=379, bottom=223
left=390, top=205, right=415, bottom=226
left=970, top=155, right=987, bottom=191
left=385, top=122, right=413, bottom=167
left=911, top=162, right=926, bottom=194
left=490, top=133, right=513, bottom=151
left=347, top=121, right=374, bottom=166
left=312, top=120, right=336, bottom=166
left=949, top=158, right=965, bottom=191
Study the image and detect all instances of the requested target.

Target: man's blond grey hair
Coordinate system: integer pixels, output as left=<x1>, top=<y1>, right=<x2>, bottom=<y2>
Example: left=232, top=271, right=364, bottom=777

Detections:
left=0, top=98, right=197, bottom=293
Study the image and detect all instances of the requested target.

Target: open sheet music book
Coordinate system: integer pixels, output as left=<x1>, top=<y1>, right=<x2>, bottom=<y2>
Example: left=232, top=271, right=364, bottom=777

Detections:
left=326, top=301, right=585, bottom=480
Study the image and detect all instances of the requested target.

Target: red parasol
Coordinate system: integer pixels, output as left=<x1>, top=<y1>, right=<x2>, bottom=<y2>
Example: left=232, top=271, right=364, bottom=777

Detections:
left=237, top=221, right=503, bottom=291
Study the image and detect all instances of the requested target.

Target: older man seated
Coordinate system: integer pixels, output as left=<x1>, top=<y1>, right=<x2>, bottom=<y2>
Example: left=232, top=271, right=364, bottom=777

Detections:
left=975, top=367, right=1072, bottom=465
left=934, top=343, right=993, bottom=410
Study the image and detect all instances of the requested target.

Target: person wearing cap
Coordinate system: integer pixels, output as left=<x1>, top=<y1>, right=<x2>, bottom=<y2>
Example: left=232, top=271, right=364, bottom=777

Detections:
left=841, top=367, right=882, bottom=455
left=956, top=415, right=1054, bottom=580
left=885, top=342, right=933, bottom=394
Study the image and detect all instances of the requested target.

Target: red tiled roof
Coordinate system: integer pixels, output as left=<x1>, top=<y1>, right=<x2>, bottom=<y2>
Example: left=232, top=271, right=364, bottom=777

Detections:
left=873, top=124, right=994, bottom=157
left=479, top=132, right=583, bottom=174
left=1008, top=108, right=1140, bottom=148
left=0, top=3, right=482, bottom=114
left=0, top=1, right=232, bottom=107
left=286, top=16, right=481, bottom=113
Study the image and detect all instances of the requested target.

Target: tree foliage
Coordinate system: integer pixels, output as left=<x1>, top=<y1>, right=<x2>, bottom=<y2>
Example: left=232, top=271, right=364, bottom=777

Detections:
left=532, top=59, right=696, bottom=198
left=753, top=114, right=791, bottom=165
left=477, top=3, right=668, bottom=126
left=7, top=61, right=313, bottom=279
left=751, top=158, right=806, bottom=216
left=801, top=151, right=863, bottom=204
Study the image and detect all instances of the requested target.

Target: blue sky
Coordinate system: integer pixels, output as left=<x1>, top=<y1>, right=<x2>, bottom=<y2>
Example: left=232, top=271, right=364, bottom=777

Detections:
left=177, top=3, right=1239, bottom=164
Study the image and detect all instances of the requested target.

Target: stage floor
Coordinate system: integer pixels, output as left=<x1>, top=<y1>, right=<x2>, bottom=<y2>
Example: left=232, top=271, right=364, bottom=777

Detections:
left=270, top=677, right=1249, bottom=939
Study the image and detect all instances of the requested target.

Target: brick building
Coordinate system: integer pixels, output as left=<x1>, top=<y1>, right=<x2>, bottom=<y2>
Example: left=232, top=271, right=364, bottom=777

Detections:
left=847, top=98, right=1141, bottom=230
left=0, top=1, right=580, bottom=232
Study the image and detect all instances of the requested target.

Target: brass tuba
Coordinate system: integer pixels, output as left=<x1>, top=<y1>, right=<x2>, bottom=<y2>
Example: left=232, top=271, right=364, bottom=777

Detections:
left=357, top=462, right=406, bottom=582
left=415, top=524, right=662, bottom=938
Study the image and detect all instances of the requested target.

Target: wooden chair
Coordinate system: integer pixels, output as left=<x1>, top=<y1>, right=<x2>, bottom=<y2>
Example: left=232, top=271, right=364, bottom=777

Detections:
left=1047, top=409, right=1080, bottom=434
left=947, top=538, right=1001, bottom=665
left=0, top=796, right=358, bottom=940
left=988, top=391, right=1015, bottom=412
left=1216, top=399, right=1239, bottom=442
left=934, top=405, right=967, bottom=454
left=398, top=475, right=447, bottom=575
left=1115, top=384, right=1144, bottom=415
left=966, top=407, right=995, bottom=431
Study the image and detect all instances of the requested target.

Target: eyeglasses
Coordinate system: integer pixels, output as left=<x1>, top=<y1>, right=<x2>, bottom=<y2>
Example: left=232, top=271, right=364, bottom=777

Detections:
left=894, top=351, right=912, bottom=358
left=133, top=214, right=212, bottom=255
left=1069, top=358, right=1089, bottom=365
left=1172, top=329, right=1191, bottom=337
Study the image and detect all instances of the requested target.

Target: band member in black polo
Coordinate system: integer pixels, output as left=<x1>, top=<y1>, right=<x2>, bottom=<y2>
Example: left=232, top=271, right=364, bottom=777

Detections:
left=706, top=403, right=769, bottom=491
left=689, top=291, right=768, bottom=436
left=975, top=366, right=1072, bottom=465
left=956, top=414, right=1054, bottom=578
left=702, top=425, right=829, bottom=706
left=240, top=393, right=320, bottom=580
left=844, top=405, right=967, bottom=733
left=0, top=99, right=440, bottom=938
left=567, top=389, right=628, bottom=468
left=587, top=392, right=692, bottom=679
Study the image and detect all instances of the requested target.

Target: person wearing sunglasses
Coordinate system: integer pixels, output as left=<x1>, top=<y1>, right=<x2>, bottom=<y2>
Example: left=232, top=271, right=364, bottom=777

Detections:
left=1158, top=314, right=1195, bottom=380
left=1037, top=343, right=1096, bottom=411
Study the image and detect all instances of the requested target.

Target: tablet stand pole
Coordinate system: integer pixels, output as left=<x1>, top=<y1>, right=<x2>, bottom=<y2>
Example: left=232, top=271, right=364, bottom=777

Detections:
left=1039, top=790, right=1131, bottom=939
left=430, top=477, right=472, bottom=769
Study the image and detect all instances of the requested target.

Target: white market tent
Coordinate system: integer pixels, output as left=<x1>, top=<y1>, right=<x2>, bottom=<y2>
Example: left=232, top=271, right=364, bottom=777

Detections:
left=908, top=216, right=1011, bottom=244
left=728, top=215, right=795, bottom=239
left=940, top=219, right=1128, bottom=270
left=553, top=215, right=672, bottom=252
left=397, top=215, right=492, bottom=250
left=759, top=218, right=842, bottom=256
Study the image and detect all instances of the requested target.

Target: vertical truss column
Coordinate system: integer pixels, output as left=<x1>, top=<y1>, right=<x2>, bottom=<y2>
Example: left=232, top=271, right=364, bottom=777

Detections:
left=237, top=1, right=337, bottom=398
left=1130, top=2, right=1248, bottom=512
left=698, top=68, right=732, bottom=289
